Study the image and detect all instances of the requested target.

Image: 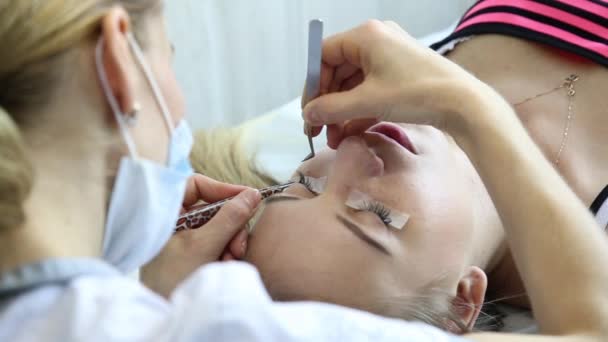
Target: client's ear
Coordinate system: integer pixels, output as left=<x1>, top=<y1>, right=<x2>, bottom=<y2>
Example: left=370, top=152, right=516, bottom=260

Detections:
left=450, top=266, right=487, bottom=332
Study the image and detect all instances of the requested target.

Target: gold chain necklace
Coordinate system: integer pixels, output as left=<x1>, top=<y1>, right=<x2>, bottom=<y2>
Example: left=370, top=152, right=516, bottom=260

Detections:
left=513, top=74, right=579, bottom=167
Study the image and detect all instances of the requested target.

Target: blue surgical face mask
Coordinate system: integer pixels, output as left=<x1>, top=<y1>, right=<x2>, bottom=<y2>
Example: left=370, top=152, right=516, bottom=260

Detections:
left=95, top=33, right=193, bottom=273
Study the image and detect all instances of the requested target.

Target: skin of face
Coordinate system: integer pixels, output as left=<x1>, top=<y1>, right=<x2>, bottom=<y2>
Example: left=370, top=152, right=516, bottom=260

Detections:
left=245, top=123, right=503, bottom=317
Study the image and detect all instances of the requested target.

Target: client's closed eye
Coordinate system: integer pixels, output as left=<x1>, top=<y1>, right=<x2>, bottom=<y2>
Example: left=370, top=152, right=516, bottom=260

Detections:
left=259, top=180, right=392, bottom=255
left=294, top=172, right=394, bottom=228
left=296, top=172, right=321, bottom=195
left=358, top=202, right=393, bottom=227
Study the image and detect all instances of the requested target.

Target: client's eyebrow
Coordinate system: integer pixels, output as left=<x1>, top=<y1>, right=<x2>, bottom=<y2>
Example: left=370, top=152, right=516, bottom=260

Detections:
left=263, top=195, right=391, bottom=256
left=336, top=214, right=391, bottom=256
left=263, top=195, right=302, bottom=205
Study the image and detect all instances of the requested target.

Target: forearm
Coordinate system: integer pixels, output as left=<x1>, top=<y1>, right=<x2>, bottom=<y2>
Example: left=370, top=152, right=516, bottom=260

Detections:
left=451, top=82, right=608, bottom=336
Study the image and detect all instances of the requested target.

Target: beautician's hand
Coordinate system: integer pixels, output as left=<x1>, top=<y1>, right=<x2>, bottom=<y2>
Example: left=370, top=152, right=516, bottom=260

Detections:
left=302, top=20, right=486, bottom=148
left=141, top=174, right=261, bottom=297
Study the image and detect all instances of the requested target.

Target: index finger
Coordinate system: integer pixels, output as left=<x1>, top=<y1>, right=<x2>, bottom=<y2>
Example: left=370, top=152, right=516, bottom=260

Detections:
left=316, top=23, right=376, bottom=112
left=183, top=174, right=249, bottom=208
left=320, top=28, right=366, bottom=69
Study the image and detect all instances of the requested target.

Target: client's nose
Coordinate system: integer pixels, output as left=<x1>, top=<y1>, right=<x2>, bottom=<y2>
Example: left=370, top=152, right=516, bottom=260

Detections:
left=325, top=136, right=384, bottom=198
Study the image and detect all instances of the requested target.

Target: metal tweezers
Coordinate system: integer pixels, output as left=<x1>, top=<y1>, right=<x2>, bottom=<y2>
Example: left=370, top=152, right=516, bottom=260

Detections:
left=302, top=19, right=324, bottom=162
left=175, top=182, right=296, bottom=232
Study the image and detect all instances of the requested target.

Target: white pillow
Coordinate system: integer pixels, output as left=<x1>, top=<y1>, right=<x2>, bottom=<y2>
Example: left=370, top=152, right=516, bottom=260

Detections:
left=240, top=98, right=326, bottom=183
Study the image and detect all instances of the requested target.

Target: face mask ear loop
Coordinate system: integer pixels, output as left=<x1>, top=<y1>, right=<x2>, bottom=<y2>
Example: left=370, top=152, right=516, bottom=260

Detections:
left=95, top=37, right=139, bottom=159
left=126, top=33, right=175, bottom=136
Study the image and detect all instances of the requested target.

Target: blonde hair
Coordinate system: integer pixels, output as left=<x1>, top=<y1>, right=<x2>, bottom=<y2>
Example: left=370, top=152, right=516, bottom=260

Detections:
left=190, top=128, right=278, bottom=188
left=0, top=0, right=159, bottom=231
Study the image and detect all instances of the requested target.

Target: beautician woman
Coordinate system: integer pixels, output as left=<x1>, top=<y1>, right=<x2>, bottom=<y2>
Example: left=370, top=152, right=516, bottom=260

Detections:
left=1, top=1, right=607, bottom=341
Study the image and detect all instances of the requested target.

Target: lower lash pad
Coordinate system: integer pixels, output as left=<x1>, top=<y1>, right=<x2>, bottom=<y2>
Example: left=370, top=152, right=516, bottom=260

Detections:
left=345, top=190, right=410, bottom=230
left=308, top=176, right=327, bottom=194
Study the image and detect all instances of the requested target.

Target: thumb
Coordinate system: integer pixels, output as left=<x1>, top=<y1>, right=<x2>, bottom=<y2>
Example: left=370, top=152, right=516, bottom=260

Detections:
left=303, top=83, right=380, bottom=126
left=199, top=189, right=261, bottom=254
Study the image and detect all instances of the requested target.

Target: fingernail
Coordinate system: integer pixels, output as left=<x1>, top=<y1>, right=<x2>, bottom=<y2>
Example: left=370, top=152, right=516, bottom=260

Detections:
left=241, top=239, right=247, bottom=254
left=303, top=105, right=319, bottom=125
left=245, top=189, right=261, bottom=207
left=307, top=111, right=321, bottom=125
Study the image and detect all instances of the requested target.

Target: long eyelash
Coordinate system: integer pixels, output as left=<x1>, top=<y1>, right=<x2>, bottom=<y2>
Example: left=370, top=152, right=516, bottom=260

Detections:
left=364, top=201, right=393, bottom=226
left=297, top=171, right=315, bottom=192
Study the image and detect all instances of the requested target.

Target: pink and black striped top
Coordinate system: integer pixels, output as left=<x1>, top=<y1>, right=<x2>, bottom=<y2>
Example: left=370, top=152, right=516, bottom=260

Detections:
left=432, top=0, right=608, bottom=228
left=431, top=0, right=608, bottom=67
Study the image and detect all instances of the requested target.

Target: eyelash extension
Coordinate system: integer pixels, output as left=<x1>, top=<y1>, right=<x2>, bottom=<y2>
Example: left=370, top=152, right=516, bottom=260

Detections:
left=363, top=201, right=393, bottom=226
left=297, top=171, right=316, bottom=194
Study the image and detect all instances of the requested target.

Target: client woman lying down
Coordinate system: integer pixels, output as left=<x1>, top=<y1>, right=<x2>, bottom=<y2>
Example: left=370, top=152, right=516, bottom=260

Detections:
left=193, top=121, right=538, bottom=332
left=184, top=20, right=608, bottom=341
left=189, top=3, right=608, bottom=332
left=244, top=122, right=505, bottom=333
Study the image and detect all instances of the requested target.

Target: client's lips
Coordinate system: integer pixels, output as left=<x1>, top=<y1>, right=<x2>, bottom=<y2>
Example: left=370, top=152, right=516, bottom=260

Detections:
left=368, top=123, right=417, bottom=154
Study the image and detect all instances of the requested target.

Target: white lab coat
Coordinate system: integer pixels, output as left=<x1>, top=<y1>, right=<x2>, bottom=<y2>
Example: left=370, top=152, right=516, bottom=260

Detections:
left=0, top=259, right=467, bottom=341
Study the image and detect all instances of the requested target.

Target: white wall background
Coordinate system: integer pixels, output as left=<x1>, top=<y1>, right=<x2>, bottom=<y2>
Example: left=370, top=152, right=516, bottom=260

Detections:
left=165, top=0, right=477, bottom=129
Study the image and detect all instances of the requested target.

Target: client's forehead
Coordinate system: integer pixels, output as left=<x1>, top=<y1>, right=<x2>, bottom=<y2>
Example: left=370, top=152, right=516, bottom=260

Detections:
left=248, top=195, right=326, bottom=240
